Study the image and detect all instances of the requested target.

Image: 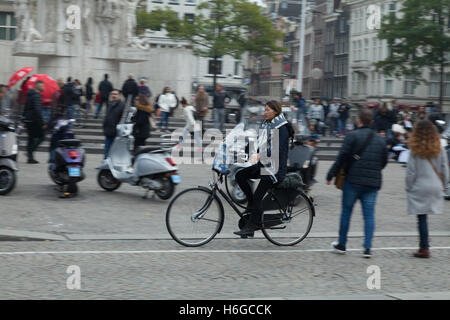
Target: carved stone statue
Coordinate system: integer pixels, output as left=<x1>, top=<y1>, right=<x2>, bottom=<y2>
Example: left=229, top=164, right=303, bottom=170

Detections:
left=82, top=0, right=92, bottom=45
left=25, top=19, right=43, bottom=42
left=125, top=0, right=139, bottom=44
left=13, top=0, right=30, bottom=41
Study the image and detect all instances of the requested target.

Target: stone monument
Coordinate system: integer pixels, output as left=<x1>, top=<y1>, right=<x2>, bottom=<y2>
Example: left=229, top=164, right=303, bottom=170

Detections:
left=12, top=0, right=148, bottom=86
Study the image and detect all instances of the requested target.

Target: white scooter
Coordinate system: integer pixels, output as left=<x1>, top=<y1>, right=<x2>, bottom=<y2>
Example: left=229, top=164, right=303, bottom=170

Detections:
left=97, top=99, right=181, bottom=200
left=0, top=116, right=18, bottom=195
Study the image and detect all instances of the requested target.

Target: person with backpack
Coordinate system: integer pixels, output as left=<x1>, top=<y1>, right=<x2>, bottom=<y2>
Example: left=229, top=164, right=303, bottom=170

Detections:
left=326, top=109, right=388, bottom=259
left=234, top=100, right=292, bottom=237
left=85, top=77, right=94, bottom=118
left=176, top=97, right=203, bottom=150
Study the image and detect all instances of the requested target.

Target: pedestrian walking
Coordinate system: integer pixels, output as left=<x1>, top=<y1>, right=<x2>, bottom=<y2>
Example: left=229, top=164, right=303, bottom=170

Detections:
left=132, top=94, right=153, bottom=150
left=62, top=77, right=76, bottom=120
left=213, top=84, right=231, bottom=132
left=84, top=77, right=94, bottom=118
left=195, top=85, right=209, bottom=125
left=0, top=84, right=13, bottom=118
left=22, top=80, right=46, bottom=164
left=97, top=74, right=113, bottom=119
left=156, top=87, right=176, bottom=133
left=138, top=79, right=152, bottom=98
left=122, top=74, right=139, bottom=106
left=328, top=98, right=340, bottom=136
left=176, top=97, right=202, bottom=150
left=103, top=89, right=125, bottom=159
left=337, top=99, right=351, bottom=136
left=406, top=120, right=449, bottom=258
left=326, top=109, right=388, bottom=258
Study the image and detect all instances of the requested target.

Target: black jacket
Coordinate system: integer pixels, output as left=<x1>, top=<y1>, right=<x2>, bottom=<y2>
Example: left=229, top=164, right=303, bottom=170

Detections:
left=122, top=79, right=139, bottom=101
left=338, top=104, right=350, bottom=120
left=22, top=89, right=44, bottom=126
left=327, top=127, right=388, bottom=189
left=372, top=111, right=396, bottom=131
left=99, top=80, right=113, bottom=100
left=213, top=91, right=231, bottom=109
left=103, top=100, right=125, bottom=137
left=85, top=83, right=94, bottom=100
left=132, top=109, right=151, bottom=139
left=62, top=82, right=78, bottom=107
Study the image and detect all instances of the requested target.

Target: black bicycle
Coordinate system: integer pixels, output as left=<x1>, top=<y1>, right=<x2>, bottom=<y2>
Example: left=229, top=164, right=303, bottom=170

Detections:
left=166, top=168, right=316, bottom=247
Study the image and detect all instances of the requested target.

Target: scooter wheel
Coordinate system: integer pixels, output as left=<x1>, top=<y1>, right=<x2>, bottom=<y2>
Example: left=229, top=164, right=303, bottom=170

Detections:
left=0, top=166, right=16, bottom=195
left=97, top=169, right=121, bottom=192
left=155, top=177, right=175, bottom=200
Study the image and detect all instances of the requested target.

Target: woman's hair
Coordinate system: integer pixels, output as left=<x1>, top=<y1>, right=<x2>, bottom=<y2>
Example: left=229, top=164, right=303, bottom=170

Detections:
left=137, top=94, right=149, bottom=106
left=180, top=97, right=188, bottom=105
left=409, top=120, right=441, bottom=159
left=265, top=100, right=282, bottom=116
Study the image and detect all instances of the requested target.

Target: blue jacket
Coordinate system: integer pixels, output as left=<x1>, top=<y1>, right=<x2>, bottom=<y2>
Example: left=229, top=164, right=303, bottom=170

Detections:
left=296, top=98, right=306, bottom=116
left=327, top=127, right=388, bottom=189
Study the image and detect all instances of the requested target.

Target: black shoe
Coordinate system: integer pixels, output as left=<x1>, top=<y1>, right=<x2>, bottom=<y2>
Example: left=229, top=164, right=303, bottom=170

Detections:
left=331, top=241, right=346, bottom=254
left=363, top=249, right=372, bottom=259
left=27, top=159, right=39, bottom=164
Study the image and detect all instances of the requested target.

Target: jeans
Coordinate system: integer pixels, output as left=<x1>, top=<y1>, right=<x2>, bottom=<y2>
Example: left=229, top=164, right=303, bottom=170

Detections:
left=104, top=136, right=115, bottom=159
left=159, top=111, right=170, bottom=131
left=339, top=180, right=378, bottom=250
left=417, top=215, right=429, bottom=249
left=41, top=106, right=51, bottom=124
left=329, top=117, right=338, bottom=135
left=94, top=103, right=104, bottom=119
left=181, top=128, right=202, bottom=147
left=214, top=108, right=226, bottom=132
left=338, top=118, right=347, bottom=135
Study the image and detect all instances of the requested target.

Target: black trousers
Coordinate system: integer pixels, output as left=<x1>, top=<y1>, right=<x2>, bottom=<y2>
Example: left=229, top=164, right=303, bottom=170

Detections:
left=134, top=137, right=147, bottom=151
left=235, top=164, right=275, bottom=221
left=26, top=122, right=45, bottom=160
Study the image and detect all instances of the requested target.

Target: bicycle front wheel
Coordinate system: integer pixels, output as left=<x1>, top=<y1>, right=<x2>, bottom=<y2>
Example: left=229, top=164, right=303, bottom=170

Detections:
left=262, top=190, right=314, bottom=246
left=166, top=187, right=225, bottom=247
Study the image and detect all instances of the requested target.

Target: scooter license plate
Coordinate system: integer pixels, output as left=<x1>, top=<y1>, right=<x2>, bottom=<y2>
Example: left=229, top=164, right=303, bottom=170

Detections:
left=171, top=175, right=181, bottom=184
left=68, top=166, right=81, bottom=177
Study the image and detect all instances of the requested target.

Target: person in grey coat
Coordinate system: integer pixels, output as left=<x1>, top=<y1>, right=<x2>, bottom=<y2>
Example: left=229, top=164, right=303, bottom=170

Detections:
left=406, top=120, right=449, bottom=258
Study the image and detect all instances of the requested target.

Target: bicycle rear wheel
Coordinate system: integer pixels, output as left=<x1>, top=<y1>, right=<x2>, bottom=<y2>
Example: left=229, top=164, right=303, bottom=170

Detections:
left=166, top=187, right=224, bottom=247
left=262, top=190, right=314, bottom=246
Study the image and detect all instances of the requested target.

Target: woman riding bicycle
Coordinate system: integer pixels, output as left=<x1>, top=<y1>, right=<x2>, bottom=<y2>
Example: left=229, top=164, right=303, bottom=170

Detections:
left=234, top=100, right=291, bottom=236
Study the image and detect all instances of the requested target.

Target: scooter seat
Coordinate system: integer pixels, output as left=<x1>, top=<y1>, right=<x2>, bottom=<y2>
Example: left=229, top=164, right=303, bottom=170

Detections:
left=58, top=139, right=81, bottom=147
left=134, top=146, right=165, bottom=156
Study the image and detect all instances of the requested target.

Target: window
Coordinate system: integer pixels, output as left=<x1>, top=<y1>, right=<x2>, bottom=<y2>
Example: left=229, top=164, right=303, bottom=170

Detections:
left=184, top=13, right=195, bottom=24
left=339, top=18, right=345, bottom=33
left=404, top=74, right=416, bottom=95
left=234, top=61, right=241, bottom=76
left=385, top=79, right=393, bottom=95
left=364, top=39, right=369, bottom=60
left=429, top=73, right=450, bottom=97
left=0, top=12, right=16, bottom=41
left=208, top=59, right=222, bottom=75
left=389, top=2, right=397, bottom=13
left=169, top=0, right=179, bottom=4
left=185, top=0, right=196, bottom=5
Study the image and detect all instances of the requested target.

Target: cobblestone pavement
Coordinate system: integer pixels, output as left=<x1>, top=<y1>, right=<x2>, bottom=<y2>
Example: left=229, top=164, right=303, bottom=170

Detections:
left=0, top=237, right=449, bottom=299
left=1, top=152, right=449, bottom=299
left=1, top=152, right=449, bottom=237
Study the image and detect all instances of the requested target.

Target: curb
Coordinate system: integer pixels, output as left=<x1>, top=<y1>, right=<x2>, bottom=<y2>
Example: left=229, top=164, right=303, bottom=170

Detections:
left=0, top=230, right=449, bottom=242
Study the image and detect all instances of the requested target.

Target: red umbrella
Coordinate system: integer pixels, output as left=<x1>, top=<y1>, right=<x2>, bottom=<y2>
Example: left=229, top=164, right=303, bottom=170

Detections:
left=8, top=67, right=34, bottom=88
left=25, top=74, right=59, bottom=106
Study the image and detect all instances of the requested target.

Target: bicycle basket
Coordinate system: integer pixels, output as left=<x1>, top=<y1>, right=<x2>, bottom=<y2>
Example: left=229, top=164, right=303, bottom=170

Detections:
left=212, top=143, right=231, bottom=175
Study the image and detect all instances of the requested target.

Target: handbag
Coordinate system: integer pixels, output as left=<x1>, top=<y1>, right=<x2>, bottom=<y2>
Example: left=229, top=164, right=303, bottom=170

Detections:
left=427, top=158, right=445, bottom=188
left=335, top=130, right=375, bottom=190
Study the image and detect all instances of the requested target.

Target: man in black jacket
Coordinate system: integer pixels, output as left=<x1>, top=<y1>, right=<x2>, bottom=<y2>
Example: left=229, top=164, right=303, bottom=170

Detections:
left=326, top=109, right=388, bottom=258
left=97, top=74, right=113, bottom=119
left=121, top=74, right=139, bottom=106
left=103, top=89, right=125, bottom=159
left=22, top=81, right=46, bottom=164
left=213, top=84, right=231, bottom=131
